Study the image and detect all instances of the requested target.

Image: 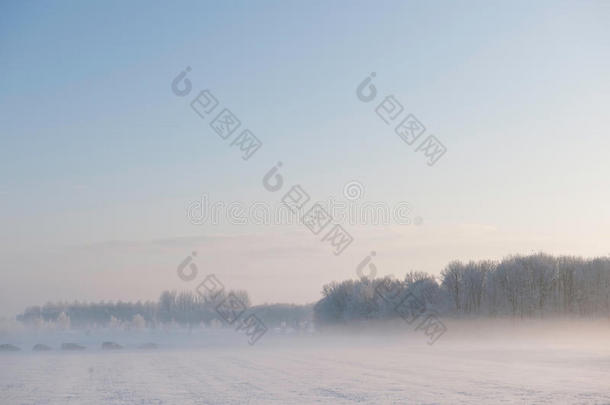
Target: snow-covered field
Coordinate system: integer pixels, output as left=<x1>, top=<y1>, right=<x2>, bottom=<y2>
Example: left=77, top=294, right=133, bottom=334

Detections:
left=2, top=321, right=610, bottom=404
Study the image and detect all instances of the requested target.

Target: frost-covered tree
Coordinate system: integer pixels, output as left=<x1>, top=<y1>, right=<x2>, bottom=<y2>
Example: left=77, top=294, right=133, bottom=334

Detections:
left=56, top=312, right=71, bottom=330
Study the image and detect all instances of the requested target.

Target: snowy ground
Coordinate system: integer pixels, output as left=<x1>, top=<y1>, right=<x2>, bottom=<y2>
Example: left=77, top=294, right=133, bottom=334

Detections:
left=2, top=321, right=610, bottom=404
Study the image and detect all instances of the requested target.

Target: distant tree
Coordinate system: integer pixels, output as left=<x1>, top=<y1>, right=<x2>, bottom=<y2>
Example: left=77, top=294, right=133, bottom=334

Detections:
left=56, top=312, right=71, bottom=330
left=130, top=314, right=146, bottom=329
left=441, top=261, right=465, bottom=313
left=158, top=290, right=176, bottom=323
left=231, top=290, right=251, bottom=308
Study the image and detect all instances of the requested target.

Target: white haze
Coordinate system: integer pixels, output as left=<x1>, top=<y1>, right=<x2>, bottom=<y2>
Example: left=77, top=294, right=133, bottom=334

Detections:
left=1, top=319, right=609, bottom=404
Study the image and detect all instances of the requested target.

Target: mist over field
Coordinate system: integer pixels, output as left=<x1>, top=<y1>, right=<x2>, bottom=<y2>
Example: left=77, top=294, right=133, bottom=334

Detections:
left=2, top=319, right=610, bottom=404
left=2, top=0, right=610, bottom=404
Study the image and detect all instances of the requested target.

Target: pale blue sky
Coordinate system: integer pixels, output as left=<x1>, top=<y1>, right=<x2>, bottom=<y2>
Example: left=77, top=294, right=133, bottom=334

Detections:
left=1, top=0, right=609, bottom=316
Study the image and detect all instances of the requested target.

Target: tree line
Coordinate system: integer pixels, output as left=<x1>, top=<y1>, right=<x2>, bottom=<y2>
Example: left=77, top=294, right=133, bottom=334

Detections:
left=17, top=253, right=610, bottom=329
left=314, top=253, right=610, bottom=325
left=17, top=288, right=313, bottom=329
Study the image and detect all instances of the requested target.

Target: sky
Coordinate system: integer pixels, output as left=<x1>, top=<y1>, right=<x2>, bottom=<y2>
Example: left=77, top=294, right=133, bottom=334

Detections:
left=1, top=0, right=609, bottom=317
